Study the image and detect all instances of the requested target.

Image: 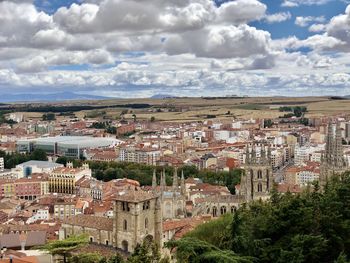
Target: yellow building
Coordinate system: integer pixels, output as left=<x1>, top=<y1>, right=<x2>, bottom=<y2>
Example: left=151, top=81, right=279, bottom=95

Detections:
left=49, top=163, right=91, bottom=194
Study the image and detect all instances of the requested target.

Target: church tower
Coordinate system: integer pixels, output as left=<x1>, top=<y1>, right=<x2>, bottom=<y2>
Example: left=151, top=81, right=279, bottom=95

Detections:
left=240, top=144, right=273, bottom=202
left=320, top=121, right=347, bottom=185
left=113, top=187, right=162, bottom=253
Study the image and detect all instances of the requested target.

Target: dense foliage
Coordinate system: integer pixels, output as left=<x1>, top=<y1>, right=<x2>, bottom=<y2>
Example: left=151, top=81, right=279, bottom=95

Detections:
left=169, top=175, right=350, bottom=263
left=42, top=113, right=56, bottom=121
left=90, top=121, right=117, bottom=134
left=0, top=110, right=16, bottom=125
left=55, top=158, right=241, bottom=190
left=279, top=106, right=307, bottom=117
left=0, top=149, right=48, bottom=169
left=39, top=234, right=88, bottom=263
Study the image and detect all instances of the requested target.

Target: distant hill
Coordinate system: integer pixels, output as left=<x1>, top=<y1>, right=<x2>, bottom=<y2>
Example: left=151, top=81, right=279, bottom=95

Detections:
left=0, top=92, right=111, bottom=102
left=150, top=94, right=178, bottom=99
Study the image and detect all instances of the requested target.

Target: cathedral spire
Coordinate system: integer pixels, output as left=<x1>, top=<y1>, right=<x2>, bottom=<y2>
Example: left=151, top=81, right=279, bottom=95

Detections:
left=180, top=169, right=186, bottom=195
left=160, top=168, right=166, bottom=194
left=172, top=167, right=178, bottom=191
left=152, top=169, right=157, bottom=190
left=245, top=144, right=250, bottom=164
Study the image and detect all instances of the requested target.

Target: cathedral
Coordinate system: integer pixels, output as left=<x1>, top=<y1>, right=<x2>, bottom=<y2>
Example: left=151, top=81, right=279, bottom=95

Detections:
left=152, top=168, right=187, bottom=220
left=240, top=144, right=273, bottom=201
left=320, top=121, right=347, bottom=185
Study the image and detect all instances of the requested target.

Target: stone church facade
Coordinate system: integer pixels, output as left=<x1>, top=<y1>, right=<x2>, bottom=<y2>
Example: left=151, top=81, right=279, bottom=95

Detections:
left=60, top=186, right=162, bottom=253
left=320, top=121, right=347, bottom=185
left=240, top=144, right=273, bottom=202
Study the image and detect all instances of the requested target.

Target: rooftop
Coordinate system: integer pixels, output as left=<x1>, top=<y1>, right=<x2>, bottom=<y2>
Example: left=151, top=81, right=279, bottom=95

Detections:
left=63, top=214, right=113, bottom=231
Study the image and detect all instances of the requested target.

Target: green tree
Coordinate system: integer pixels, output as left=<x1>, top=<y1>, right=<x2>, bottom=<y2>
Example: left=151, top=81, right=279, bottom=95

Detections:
left=127, top=240, right=161, bottom=263
left=42, top=113, right=56, bottom=121
left=150, top=116, right=156, bottom=122
left=30, top=149, right=48, bottom=161
left=70, top=252, right=103, bottom=263
left=264, top=119, right=273, bottom=128
left=39, top=234, right=88, bottom=263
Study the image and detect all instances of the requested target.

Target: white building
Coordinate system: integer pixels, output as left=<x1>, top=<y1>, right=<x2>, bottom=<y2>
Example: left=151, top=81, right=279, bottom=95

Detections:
left=0, top=157, right=4, bottom=171
left=13, top=160, right=64, bottom=178
left=294, top=144, right=325, bottom=166
left=26, top=208, right=50, bottom=224
left=296, top=170, right=319, bottom=186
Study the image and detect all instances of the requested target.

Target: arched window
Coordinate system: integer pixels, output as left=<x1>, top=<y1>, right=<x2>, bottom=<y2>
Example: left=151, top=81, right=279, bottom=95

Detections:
left=123, top=220, right=128, bottom=231
left=145, top=218, right=148, bottom=229
left=220, top=206, right=227, bottom=215
left=212, top=206, right=217, bottom=217
left=231, top=206, right=237, bottom=213
left=258, top=183, right=262, bottom=192
left=257, top=170, right=262, bottom=179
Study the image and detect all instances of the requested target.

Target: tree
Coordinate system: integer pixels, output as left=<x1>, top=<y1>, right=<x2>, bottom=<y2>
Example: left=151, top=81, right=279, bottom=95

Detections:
left=175, top=172, right=350, bottom=263
left=42, top=113, right=56, bottom=121
left=166, top=237, right=254, bottom=263
left=127, top=240, right=162, bottom=263
left=39, top=234, right=88, bottom=263
left=71, top=252, right=104, bottom=263
left=132, top=114, right=137, bottom=122
left=150, top=116, right=156, bottom=122
left=30, top=149, right=48, bottom=161
left=264, top=119, right=273, bottom=128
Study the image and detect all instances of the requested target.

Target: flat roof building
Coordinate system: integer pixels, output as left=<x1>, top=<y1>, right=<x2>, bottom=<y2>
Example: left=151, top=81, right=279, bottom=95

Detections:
left=17, top=136, right=123, bottom=158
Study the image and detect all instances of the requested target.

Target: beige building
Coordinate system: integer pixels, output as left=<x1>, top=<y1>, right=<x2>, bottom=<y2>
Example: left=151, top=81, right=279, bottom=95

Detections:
left=49, top=163, right=91, bottom=194
left=60, top=187, right=162, bottom=254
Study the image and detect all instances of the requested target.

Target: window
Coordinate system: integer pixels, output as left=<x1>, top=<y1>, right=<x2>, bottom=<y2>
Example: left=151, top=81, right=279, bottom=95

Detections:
left=123, top=220, right=128, bottom=231
left=105, top=240, right=109, bottom=246
left=220, top=206, right=227, bottom=215
left=258, top=183, right=262, bottom=192
left=89, top=237, right=94, bottom=243
left=122, top=202, right=130, bottom=211
left=257, top=170, right=262, bottom=179
left=145, top=218, right=148, bottom=229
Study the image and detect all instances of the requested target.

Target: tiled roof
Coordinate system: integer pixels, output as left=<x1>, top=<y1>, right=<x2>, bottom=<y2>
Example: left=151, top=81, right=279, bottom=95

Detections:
left=114, top=187, right=158, bottom=203
left=63, top=214, right=113, bottom=231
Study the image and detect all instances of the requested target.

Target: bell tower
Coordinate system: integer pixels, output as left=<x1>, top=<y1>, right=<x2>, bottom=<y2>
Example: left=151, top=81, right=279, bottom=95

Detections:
left=240, top=144, right=273, bottom=202
left=113, top=187, right=162, bottom=253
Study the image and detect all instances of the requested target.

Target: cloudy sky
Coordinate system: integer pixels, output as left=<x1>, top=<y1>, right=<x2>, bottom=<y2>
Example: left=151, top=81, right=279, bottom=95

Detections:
left=0, top=0, right=350, bottom=98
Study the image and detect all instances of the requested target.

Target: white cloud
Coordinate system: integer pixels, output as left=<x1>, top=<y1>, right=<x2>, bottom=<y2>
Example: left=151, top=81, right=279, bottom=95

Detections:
left=282, top=0, right=332, bottom=7
left=309, top=24, right=326, bottom=32
left=295, top=16, right=325, bottom=27
left=264, top=12, right=291, bottom=23
left=327, top=4, right=350, bottom=47
left=0, top=0, right=349, bottom=96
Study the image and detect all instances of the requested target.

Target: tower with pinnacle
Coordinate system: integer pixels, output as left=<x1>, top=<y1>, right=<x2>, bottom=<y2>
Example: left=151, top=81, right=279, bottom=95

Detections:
left=151, top=167, right=187, bottom=219
left=240, top=143, right=273, bottom=202
left=320, top=121, right=347, bottom=185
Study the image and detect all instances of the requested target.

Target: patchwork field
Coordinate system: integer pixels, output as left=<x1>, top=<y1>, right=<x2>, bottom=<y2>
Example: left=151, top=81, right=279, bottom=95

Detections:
left=4, top=96, right=350, bottom=122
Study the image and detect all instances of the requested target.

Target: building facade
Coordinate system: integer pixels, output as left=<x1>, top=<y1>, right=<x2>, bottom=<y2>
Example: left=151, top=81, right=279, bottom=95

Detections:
left=240, top=144, right=273, bottom=202
left=60, top=187, right=162, bottom=254
left=320, top=122, right=348, bottom=185
left=49, top=163, right=91, bottom=194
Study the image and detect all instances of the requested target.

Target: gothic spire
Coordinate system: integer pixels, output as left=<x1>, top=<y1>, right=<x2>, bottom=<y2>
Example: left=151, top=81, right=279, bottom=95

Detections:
left=245, top=144, right=250, bottom=164
left=172, top=167, right=178, bottom=191
left=160, top=168, right=166, bottom=194
left=180, top=169, right=186, bottom=195
left=152, top=169, right=157, bottom=189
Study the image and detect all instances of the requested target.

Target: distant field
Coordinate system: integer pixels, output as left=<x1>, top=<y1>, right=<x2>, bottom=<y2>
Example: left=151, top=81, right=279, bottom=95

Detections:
left=4, top=96, right=350, bottom=121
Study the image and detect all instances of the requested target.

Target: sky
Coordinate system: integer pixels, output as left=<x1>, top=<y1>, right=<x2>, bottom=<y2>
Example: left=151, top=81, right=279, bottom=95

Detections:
left=1, top=0, right=350, bottom=98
